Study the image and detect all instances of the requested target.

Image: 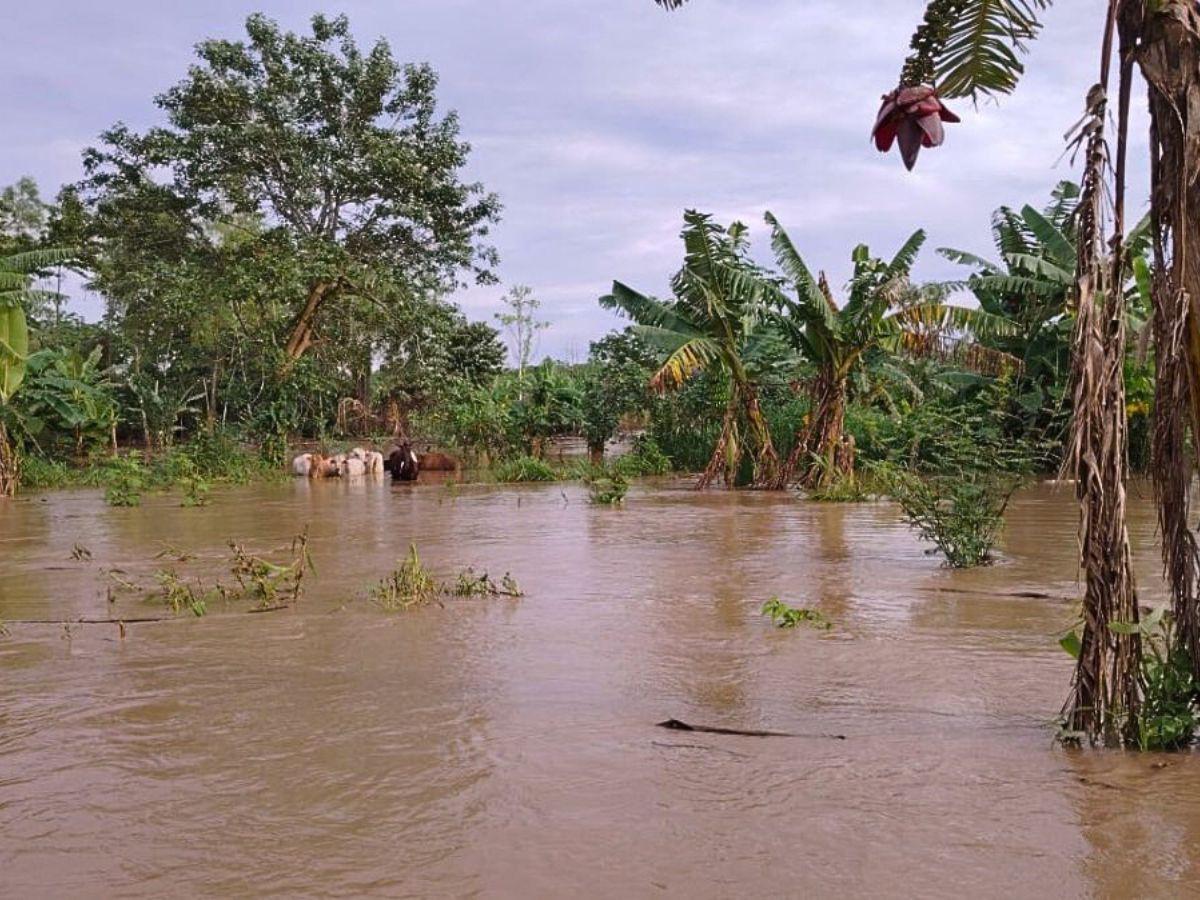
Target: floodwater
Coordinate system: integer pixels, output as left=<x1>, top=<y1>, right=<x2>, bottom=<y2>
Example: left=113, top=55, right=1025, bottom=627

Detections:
left=1, top=476, right=1198, bottom=898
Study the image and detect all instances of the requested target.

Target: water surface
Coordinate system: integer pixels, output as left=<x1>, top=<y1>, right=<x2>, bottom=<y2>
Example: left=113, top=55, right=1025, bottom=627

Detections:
left=1, top=477, right=1196, bottom=898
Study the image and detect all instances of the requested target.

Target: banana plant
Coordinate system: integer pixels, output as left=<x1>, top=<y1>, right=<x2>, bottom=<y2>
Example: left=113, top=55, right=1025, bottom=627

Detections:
left=0, top=248, right=73, bottom=495
left=601, top=211, right=788, bottom=488
left=764, top=212, right=1014, bottom=489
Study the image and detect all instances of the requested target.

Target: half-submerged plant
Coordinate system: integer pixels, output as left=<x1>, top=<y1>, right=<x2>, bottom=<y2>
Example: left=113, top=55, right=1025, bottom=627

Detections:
left=586, top=471, right=628, bottom=505
left=151, top=569, right=210, bottom=617
left=883, top=467, right=1017, bottom=567
left=103, top=453, right=146, bottom=507
left=453, top=568, right=524, bottom=598
left=229, top=528, right=314, bottom=608
left=1061, top=609, right=1200, bottom=751
left=762, top=598, right=832, bottom=630
left=372, top=544, right=440, bottom=610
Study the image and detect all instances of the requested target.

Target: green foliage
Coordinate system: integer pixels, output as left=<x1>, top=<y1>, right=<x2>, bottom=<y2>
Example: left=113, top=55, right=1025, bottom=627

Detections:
left=1130, top=613, right=1198, bottom=752
left=151, top=569, right=210, bottom=617
left=761, top=598, right=832, bottom=630
left=452, top=568, right=523, bottom=598
left=808, top=469, right=873, bottom=503
left=586, top=471, right=629, bottom=505
left=882, top=466, right=1017, bottom=567
left=373, top=544, right=440, bottom=611
left=493, top=455, right=559, bottom=483
left=102, top=453, right=146, bottom=507
left=612, top=435, right=673, bottom=477
left=229, top=529, right=314, bottom=609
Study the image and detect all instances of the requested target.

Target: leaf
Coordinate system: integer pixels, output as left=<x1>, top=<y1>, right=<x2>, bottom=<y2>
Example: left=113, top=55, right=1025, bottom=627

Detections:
left=932, top=0, right=1052, bottom=101
left=1059, top=630, right=1082, bottom=659
left=0, top=305, right=30, bottom=402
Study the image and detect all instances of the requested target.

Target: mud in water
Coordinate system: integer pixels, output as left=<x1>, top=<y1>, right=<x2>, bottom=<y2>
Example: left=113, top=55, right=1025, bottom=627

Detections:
left=1, top=478, right=1198, bottom=898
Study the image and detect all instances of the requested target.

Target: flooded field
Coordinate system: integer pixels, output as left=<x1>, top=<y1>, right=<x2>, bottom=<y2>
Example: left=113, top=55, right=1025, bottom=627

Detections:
left=2, top=477, right=1198, bottom=897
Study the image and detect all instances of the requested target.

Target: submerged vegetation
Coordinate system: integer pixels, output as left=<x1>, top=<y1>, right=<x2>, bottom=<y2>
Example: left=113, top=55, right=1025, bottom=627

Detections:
left=371, top=544, right=523, bottom=611
left=762, top=598, right=832, bottom=631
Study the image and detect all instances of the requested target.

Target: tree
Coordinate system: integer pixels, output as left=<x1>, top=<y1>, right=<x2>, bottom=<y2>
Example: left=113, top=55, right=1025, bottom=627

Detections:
left=495, top=284, right=549, bottom=384
left=765, top=213, right=1011, bottom=488
left=602, top=211, right=784, bottom=488
left=581, top=329, right=656, bottom=462
left=77, top=13, right=500, bottom=371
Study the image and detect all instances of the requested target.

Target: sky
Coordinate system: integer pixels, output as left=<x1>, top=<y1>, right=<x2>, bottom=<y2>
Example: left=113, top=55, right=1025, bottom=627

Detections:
left=3, top=0, right=1146, bottom=363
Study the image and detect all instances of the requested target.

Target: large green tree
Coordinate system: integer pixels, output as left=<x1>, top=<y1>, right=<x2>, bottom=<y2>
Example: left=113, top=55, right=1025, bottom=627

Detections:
left=77, top=13, right=500, bottom=372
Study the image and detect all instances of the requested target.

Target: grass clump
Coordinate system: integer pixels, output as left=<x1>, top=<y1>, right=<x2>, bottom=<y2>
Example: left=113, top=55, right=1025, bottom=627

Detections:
left=762, top=597, right=832, bottom=630
left=493, top=455, right=559, bottom=483
left=611, top=436, right=672, bottom=478
left=372, top=544, right=441, bottom=610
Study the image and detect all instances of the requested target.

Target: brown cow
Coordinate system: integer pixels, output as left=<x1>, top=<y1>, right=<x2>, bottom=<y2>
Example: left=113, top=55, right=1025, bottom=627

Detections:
left=417, top=451, right=460, bottom=472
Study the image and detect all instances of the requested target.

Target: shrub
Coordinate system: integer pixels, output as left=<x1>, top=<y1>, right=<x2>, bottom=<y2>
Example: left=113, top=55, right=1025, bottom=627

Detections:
left=586, top=471, right=629, bottom=505
left=612, top=435, right=672, bottom=477
left=883, top=466, right=1017, bottom=567
left=19, top=456, right=74, bottom=490
left=102, top=453, right=147, bottom=507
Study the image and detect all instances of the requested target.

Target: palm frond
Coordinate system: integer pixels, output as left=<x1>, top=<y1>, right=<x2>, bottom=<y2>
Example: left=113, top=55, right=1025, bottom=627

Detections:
left=763, top=212, right=840, bottom=339
left=0, top=248, right=75, bottom=274
left=931, top=0, right=1052, bottom=101
left=649, top=335, right=720, bottom=392
left=1003, top=252, right=1073, bottom=284
left=653, top=0, right=691, bottom=7
left=886, top=230, right=927, bottom=278
left=1019, top=204, right=1075, bottom=269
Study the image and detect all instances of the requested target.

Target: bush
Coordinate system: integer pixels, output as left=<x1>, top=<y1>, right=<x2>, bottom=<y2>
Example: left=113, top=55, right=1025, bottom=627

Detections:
left=612, top=435, right=672, bottom=477
left=19, top=456, right=74, bottom=490
left=882, top=466, right=1017, bottom=567
left=586, top=471, right=628, bottom=505
left=102, top=453, right=147, bottom=507
left=493, top=455, right=559, bottom=483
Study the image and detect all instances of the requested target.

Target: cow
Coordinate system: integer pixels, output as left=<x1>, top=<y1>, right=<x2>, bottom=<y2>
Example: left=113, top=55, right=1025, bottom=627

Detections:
left=417, top=451, right=460, bottom=473
left=386, top=443, right=420, bottom=482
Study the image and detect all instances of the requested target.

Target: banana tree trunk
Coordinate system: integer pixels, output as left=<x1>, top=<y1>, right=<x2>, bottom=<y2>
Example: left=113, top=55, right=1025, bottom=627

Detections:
left=776, top=367, right=848, bottom=489
left=698, top=401, right=737, bottom=490
left=0, top=420, right=19, bottom=498
left=1062, top=21, right=1142, bottom=745
left=1139, top=1, right=1200, bottom=677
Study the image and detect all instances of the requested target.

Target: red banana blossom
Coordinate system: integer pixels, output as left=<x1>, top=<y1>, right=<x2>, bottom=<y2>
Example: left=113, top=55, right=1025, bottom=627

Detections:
left=872, top=85, right=961, bottom=171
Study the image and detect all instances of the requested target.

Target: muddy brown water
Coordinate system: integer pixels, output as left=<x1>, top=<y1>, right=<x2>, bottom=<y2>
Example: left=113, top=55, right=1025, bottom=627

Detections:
left=2, top=477, right=1198, bottom=898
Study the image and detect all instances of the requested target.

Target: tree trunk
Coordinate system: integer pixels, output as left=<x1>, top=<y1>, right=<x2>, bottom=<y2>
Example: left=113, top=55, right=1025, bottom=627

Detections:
left=284, top=281, right=334, bottom=361
left=1061, top=24, right=1142, bottom=745
left=775, top=368, right=848, bottom=489
left=698, top=401, right=737, bottom=490
left=1139, top=0, right=1200, bottom=682
left=741, top=384, right=780, bottom=488
left=0, top=420, right=20, bottom=498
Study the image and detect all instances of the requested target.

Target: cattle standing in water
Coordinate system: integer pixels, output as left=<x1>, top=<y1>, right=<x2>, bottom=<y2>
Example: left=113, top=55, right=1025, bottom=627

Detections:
left=386, top=444, right=420, bottom=481
left=364, top=450, right=385, bottom=474
left=417, top=451, right=460, bottom=473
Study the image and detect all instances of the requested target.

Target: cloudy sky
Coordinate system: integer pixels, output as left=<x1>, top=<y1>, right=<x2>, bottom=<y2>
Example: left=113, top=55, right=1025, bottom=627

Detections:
left=3, top=0, right=1143, bottom=362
